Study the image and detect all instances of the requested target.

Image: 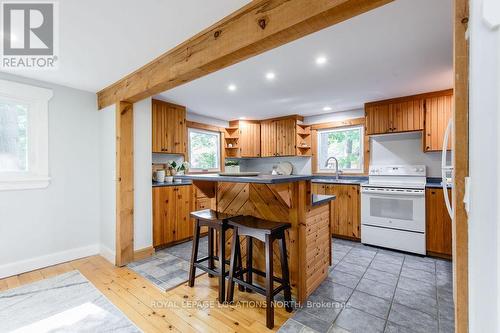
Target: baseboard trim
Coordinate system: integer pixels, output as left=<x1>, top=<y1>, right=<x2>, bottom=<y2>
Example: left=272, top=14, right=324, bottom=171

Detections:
left=134, top=246, right=155, bottom=261
left=0, top=244, right=100, bottom=279
left=99, top=245, right=116, bottom=265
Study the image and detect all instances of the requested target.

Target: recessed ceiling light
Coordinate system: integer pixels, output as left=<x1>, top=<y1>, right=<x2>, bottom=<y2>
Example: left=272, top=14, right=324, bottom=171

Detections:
left=227, top=84, right=237, bottom=92
left=265, top=72, right=276, bottom=80
left=315, top=56, right=327, bottom=65
left=323, top=106, right=332, bottom=111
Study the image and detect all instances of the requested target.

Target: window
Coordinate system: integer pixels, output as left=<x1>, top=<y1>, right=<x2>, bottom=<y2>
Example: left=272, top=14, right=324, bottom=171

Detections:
left=0, top=100, right=28, bottom=171
left=0, top=79, right=53, bottom=190
left=188, top=128, right=221, bottom=172
left=317, top=125, right=364, bottom=173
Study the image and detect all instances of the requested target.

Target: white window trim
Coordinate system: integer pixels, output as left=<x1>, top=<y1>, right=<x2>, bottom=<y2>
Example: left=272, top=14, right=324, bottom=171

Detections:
left=0, top=79, right=53, bottom=191
left=317, top=125, right=364, bottom=174
left=187, top=127, right=221, bottom=172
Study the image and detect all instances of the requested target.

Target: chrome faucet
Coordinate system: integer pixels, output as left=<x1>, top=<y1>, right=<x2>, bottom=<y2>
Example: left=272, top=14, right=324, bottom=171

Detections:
left=324, top=157, right=341, bottom=180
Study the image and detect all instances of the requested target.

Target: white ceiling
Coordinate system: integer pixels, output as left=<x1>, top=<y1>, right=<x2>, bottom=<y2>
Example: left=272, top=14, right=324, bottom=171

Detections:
left=0, top=0, right=251, bottom=92
left=159, top=0, right=453, bottom=121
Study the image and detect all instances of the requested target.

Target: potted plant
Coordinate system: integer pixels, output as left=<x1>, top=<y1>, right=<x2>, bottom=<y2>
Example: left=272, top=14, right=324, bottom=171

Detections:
left=225, top=160, right=240, bottom=173
left=176, top=161, right=190, bottom=175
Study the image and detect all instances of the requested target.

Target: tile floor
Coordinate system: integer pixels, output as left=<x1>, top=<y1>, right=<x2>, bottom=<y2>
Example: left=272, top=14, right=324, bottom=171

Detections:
left=279, top=239, right=454, bottom=333
left=128, top=236, right=207, bottom=290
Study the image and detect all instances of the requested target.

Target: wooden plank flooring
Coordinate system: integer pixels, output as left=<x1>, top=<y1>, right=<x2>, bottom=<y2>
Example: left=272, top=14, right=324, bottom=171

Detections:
left=0, top=256, right=292, bottom=332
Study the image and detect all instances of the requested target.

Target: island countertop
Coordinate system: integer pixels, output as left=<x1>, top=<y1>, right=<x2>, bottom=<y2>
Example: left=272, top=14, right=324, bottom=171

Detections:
left=176, top=173, right=314, bottom=184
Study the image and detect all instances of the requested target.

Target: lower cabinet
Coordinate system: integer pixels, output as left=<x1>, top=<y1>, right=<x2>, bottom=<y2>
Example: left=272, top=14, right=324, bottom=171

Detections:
left=312, top=183, right=361, bottom=240
left=426, top=188, right=452, bottom=257
left=153, top=185, right=194, bottom=247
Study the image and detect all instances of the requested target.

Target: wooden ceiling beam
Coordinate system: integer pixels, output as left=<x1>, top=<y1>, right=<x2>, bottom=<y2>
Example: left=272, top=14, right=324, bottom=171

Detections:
left=97, top=0, right=394, bottom=109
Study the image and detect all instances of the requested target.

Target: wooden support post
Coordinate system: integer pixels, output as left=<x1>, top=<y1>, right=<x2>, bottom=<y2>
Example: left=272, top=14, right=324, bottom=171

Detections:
left=453, top=0, right=469, bottom=331
left=115, top=101, right=134, bottom=266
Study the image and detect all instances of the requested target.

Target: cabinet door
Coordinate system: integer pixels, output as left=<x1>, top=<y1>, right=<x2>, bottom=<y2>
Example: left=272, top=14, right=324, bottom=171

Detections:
left=390, top=99, right=424, bottom=133
left=426, top=188, right=452, bottom=257
left=240, top=121, right=261, bottom=157
left=152, top=100, right=186, bottom=154
left=424, top=95, right=453, bottom=152
left=152, top=187, right=176, bottom=246
left=175, top=186, right=194, bottom=241
left=260, top=120, right=277, bottom=157
left=365, top=104, right=391, bottom=135
left=275, top=118, right=296, bottom=156
left=325, top=184, right=360, bottom=239
left=152, top=103, right=164, bottom=153
left=166, top=104, right=186, bottom=154
left=172, top=106, right=187, bottom=154
left=311, top=183, right=326, bottom=195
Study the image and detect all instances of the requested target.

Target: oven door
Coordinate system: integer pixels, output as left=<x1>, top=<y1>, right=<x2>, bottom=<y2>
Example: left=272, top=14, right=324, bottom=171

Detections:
left=361, top=186, right=425, bottom=232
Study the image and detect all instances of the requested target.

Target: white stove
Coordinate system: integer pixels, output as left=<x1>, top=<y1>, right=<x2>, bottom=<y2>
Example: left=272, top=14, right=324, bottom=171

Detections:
left=361, top=165, right=427, bottom=255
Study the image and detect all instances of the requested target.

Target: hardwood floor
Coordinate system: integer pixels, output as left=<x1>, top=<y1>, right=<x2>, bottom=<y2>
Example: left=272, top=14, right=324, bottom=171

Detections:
left=0, top=256, right=292, bottom=332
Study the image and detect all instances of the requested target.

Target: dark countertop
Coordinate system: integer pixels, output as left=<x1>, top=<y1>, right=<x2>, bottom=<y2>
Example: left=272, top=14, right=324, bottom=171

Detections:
left=176, top=174, right=314, bottom=184
left=312, top=176, right=368, bottom=185
left=312, top=194, right=337, bottom=206
left=152, top=180, right=192, bottom=187
left=426, top=178, right=452, bottom=189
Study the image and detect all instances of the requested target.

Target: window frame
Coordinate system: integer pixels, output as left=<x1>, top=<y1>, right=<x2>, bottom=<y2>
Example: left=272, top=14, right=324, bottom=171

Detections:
left=316, top=125, right=364, bottom=174
left=187, top=127, right=221, bottom=173
left=0, top=79, right=53, bottom=191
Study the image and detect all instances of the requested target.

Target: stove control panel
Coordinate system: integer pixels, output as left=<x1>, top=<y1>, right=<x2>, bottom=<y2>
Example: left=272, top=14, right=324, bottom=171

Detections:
left=369, top=165, right=426, bottom=177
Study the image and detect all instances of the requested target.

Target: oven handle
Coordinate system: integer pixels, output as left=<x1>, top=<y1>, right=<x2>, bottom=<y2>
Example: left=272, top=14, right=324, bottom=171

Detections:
left=361, top=188, right=425, bottom=196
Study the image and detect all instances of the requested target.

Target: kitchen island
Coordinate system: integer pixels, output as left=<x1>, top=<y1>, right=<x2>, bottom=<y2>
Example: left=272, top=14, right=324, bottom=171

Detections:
left=178, top=174, right=336, bottom=302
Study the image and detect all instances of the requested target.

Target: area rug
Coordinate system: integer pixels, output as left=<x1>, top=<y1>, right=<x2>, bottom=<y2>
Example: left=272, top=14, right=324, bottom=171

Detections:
left=128, top=236, right=208, bottom=291
left=0, top=270, right=141, bottom=333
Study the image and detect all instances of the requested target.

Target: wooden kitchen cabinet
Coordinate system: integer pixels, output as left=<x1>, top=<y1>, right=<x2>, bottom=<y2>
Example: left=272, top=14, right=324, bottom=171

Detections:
left=152, top=99, right=186, bottom=154
left=239, top=121, right=261, bottom=157
left=312, top=183, right=360, bottom=240
left=426, top=188, right=452, bottom=258
left=260, top=120, right=277, bottom=157
left=225, top=120, right=260, bottom=158
left=153, top=185, right=194, bottom=247
left=260, top=118, right=297, bottom=157
left=365, top=99, right=424, bottom=135
left=390, top=99, right=425, bottom=133
left=365, top=104, right=391, bottom=135
left=424, top=93, right=453, bottom=152
left=276, top=118, right=296, bottom=156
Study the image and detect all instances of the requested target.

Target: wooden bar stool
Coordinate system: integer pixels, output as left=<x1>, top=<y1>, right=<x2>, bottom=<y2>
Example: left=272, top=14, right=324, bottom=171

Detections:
left=188, top=209, right=242, bottom=303
left=226, top=215, right=293, bottom=329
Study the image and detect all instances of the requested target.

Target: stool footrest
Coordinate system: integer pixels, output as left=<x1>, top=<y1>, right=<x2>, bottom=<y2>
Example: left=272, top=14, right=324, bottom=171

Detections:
left=229, top=275, right=285, bottom=297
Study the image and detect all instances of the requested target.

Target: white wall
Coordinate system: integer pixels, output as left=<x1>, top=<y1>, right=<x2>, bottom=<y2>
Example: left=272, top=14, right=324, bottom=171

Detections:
left=304, top=109, right=364, bottom=124
left=370, top=132, right=449, bottom=177
left=134, top=98, right=153, bottom=251
left=187, top=112, right=228, bottom=128
left=0, top=73, right=101, bottom=278
left=238, top=156, right=312, bottom=175
left=468, top=0, right=499, bottom=331
left=99, top=105, right=116, bottom=263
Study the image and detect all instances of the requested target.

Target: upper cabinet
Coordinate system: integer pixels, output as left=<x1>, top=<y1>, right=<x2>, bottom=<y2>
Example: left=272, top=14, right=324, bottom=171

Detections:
left=239, top=121, right=261, bottom=157
left=365, top=99, right=424, bottom=135
left=275, top=118, right=296, bottom=156
left=224, top=120, right=261, bottom=158
left=152, top=99, right=186, bottom=154
left=424, top=93, right=453, bottom=151
left=260, top=120, right=277, bottom=157
left=365, top=89, right=453, bottom=152
left=365, top=104, right=392, bottom=135
left=260, top=117, right=300, bottom=157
